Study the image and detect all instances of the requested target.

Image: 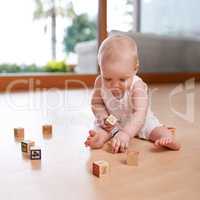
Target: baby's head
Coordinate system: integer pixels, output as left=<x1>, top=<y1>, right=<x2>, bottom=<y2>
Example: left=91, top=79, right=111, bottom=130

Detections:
left=98, top=35, right=139, bottom=97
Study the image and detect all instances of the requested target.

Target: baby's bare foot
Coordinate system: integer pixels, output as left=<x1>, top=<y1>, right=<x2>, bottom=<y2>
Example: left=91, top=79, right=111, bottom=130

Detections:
left=84, top=130, right=110, bottom=149
left=154, top=137, right=181, bottom=150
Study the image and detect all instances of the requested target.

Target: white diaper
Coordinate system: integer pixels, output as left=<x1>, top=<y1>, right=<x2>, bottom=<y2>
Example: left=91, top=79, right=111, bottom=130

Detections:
left=137, top=112, right=162, bottom=140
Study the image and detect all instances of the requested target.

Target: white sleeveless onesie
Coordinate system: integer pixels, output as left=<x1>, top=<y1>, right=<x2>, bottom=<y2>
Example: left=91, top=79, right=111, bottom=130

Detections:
left=100, top=75, right=162, bottom=139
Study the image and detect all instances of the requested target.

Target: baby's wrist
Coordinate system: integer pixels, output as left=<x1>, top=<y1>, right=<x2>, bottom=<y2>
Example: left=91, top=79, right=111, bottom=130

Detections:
left=109, top=126, right=120, bottom=138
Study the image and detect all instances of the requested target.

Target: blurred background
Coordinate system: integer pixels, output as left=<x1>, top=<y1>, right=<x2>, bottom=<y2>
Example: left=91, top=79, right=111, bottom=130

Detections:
left=0, top=0, right=199, bottom=75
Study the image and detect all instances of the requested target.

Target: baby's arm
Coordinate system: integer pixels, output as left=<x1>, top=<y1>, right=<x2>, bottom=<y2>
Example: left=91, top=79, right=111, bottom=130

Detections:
left=111, top=79, right=149, bottom=153
left=91, top=75, right=109, bottom=125
left=122, top=79, right=149, bottom=138
left=84, top=76, right=111, bottom=149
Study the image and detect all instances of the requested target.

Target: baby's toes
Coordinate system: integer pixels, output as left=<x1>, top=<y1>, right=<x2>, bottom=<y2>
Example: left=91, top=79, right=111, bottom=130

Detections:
left=155, top=138, right=166, bottom=146
left=155, top=139, right=161, bottom=146
left=85, top=135, right=97, bottom=146
left=159, top=138, right=166, bottom=145
left=89, top=135, right=98, bottom=144
left=89, top=130, right=96, bottom=137
left=161, top=138, right=168, bottom=145
left=163, top=137, right=171, bottom=145
left=166, top=137, right=173, bottom=144
left=84, top=135, right=91, bottom=144
left=84, top=138, right=90, bottom=146
left=86, top=136, right=92, bottom=140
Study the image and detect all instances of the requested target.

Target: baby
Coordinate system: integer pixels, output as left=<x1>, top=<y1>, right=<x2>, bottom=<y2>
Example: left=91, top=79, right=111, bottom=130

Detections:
left=84, top=35, right=181, bottom=153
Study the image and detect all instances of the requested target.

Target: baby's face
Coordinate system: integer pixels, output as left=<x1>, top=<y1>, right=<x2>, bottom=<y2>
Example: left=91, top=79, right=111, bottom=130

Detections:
left=100, top=56, right=137, bottom=98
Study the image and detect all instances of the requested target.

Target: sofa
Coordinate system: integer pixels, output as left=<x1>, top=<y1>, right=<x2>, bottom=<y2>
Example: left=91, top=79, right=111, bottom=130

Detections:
left=75, top=31, right=200, bottom=73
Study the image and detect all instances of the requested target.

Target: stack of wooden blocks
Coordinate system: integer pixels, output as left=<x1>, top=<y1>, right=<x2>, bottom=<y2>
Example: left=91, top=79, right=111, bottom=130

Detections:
left=21, top=140, right=41, bottom=160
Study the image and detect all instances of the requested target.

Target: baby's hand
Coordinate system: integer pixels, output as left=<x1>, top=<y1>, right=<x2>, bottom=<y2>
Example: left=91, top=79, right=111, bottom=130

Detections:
left=111, top=131, right=130, bottom=153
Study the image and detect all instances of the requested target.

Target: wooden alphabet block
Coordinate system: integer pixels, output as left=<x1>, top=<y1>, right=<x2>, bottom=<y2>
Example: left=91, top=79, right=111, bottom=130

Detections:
left=21, top=140, right=35, bottom=153
left=14, top=128, right=24, bottom=140
left=92, top=160, right=109, bottom=177
left=42, top=125, right=52, bottom=135
left=105, top=114, right=118, bottom=126
left=126, top=150, right=139, bottom=166
left=30, top=146, right=41, bottom=160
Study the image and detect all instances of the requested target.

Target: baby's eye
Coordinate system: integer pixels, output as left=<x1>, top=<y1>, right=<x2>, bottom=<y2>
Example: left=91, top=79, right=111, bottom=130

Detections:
left=104, top=77, right=111, bottom=81
left=120, top=78, right=126, bottom=82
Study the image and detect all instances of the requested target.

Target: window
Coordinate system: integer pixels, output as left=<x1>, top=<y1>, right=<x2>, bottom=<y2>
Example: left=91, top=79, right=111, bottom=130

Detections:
left=107, top=0, right=200, bottom=73
left=140, top=0, right=200, bottom=72
left=107, top=0, right=134, bottom=32
left=141, top=0, right=200, bottom=38
left=0, top=0, right=98, bottom=74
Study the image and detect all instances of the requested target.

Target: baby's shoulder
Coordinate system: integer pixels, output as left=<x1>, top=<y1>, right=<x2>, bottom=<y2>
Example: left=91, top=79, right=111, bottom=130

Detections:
left=131, top=75, right=148, bottom=92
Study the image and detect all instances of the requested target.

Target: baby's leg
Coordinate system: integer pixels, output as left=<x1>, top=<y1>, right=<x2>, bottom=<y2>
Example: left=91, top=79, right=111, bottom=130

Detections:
left=149, top=126, right=181, bottom=150
left=84, top=127, right=111, bottom=149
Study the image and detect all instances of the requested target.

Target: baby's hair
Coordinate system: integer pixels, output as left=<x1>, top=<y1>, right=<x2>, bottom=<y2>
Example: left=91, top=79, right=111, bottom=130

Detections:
left=98, top=34, right=139, bottom=69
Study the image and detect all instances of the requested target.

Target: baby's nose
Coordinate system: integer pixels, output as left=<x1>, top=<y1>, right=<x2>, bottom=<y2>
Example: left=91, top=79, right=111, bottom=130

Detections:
left=111, top=81, right=120, bottom=88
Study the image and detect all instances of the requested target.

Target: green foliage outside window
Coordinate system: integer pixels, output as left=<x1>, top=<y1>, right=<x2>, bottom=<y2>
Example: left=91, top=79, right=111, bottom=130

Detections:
left=63, top=13, right=97, bottom=53
left=0, top=60, right=70, bottom=74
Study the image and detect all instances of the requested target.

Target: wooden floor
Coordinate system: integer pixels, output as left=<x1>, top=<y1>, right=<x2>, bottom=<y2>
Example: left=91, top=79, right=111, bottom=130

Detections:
left=0, top=83, right=200, bottom=200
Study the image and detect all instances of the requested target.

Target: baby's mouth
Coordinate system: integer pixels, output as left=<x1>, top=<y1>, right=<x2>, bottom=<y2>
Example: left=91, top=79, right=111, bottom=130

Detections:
left=111, top=89, right=124, bottom=98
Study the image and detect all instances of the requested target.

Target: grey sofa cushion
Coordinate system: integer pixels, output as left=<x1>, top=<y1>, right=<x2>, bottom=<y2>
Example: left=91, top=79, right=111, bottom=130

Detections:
left=110, top=30, right=200, bottom=72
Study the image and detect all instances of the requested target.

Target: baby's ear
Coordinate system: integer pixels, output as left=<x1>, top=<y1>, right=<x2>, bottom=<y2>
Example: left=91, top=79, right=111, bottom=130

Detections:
left=134, top=68, right=139, bottom=75
left=134, top=59, right=140, bottom=72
